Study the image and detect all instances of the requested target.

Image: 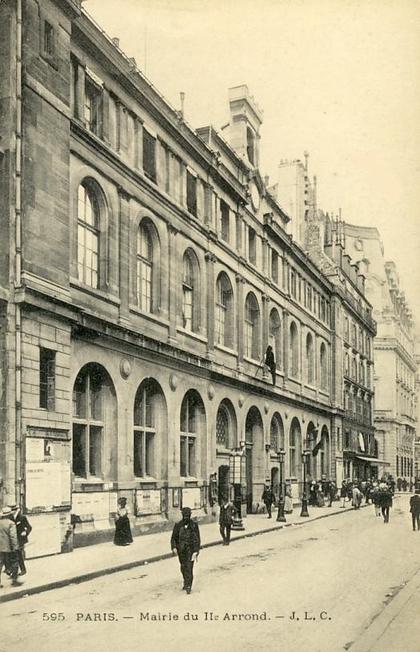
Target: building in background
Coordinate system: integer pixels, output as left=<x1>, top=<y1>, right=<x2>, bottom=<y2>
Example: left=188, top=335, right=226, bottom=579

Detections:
left=343, top=225, right=417, bottom=483
left=272, top=161, right=377, bottom=484
left=0, top=0, right=344, bottom=555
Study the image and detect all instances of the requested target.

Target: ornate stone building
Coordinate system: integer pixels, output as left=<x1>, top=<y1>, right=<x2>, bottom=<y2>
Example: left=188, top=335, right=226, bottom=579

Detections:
left=0, top=0, right=371, bottom=554
left=343, top=224, right=417, bottom=482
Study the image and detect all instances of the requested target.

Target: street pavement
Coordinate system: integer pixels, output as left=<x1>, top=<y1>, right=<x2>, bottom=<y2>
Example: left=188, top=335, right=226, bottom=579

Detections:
left=1, top=494, right=419, bottom=652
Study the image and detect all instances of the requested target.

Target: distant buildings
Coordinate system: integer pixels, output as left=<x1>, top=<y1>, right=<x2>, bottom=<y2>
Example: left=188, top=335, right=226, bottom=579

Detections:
left=343, top=225, right=417, bottom=483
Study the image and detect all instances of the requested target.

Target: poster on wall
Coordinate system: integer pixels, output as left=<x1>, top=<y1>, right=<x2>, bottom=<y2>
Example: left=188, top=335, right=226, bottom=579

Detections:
left=25, top=437, right=71, bottom=511
left=135, top=489, right=161, bottom=515
left=182, top=487, right=201, bottom=510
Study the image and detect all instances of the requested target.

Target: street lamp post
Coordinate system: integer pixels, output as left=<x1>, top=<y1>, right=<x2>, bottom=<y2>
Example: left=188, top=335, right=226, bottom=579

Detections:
left=231, top=440, right=246, bottom=530
left=300, top=449, right=310, bottom=517
left=276, top=448, right=286, bottom=522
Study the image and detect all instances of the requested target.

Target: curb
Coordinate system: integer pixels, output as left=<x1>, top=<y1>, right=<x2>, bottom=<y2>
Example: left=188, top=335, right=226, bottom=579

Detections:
left=349, top=566, right=420, bottom=652
left=0, top=504, right=366, bottom=604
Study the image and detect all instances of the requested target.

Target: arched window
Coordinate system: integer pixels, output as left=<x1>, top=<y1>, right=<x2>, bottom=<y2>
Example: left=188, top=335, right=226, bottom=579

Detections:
left=216, top=400, right=236, bottom=450
left=137, top=222, right=153, bottom=312
left=180, top=391, right=205, bottom=478
left=77, top=183, right=100, bottom=288
left=289, top=321, right=299, bottom=378
left=182, top=253, right=193, bottom=330
left=215, top=273, right=234, bottom=349
left=270, top=414, right=284, bottom=452
left=181, top=249, right=200, bottom=333
left=320, top=343, right=328, bottom=390
left=289, top=418, right=301, bottom=477
left=133, top=379, right=162, bottom=477
left=72, top=363, right=116, bottom=478
left=269, top=308, right=281, bottom=370
left=244, top=293, right=260, bottom=360
left=306, top=333, right=314, bottom=385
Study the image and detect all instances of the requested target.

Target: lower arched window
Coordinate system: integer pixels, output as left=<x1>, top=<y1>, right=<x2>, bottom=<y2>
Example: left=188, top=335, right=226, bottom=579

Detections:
left=133, top=379, right=162, bottom=477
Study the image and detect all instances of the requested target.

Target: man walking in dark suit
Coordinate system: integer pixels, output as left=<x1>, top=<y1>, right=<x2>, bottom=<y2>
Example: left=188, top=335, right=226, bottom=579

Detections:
left=262, top=483, right=275, bottom=518
left=409, top=490, right=420, bottom=531
left=10, top=504, right=32, bottom=576
left=171, top=507, right=200, bottom=594
left=219, top=495, right=235, bottom=545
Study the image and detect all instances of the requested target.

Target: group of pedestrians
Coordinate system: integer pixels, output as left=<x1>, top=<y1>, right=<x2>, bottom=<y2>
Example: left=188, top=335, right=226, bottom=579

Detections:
left=0, top=504, right=32, bottom=588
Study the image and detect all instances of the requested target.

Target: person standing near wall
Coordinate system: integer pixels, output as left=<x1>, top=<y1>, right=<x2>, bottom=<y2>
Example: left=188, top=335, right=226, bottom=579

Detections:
left=0, top=507, right=20, bottom=587
left=9, top=504, right=32, bottom=576
left=219, top=495, right=235, bottom=546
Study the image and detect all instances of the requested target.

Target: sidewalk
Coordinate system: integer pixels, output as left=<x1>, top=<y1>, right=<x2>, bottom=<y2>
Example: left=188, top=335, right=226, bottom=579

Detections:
left=0, top=501, right=359, bottom=604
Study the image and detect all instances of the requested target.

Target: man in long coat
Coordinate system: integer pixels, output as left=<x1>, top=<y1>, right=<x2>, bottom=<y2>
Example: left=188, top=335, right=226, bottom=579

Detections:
left=262, top=483, right=275, bottom=518
left=171, top=507, right=200, bottom=594
left=0, top=506, right=20, bottom=586
left=409, top=490, right=420, bottom=531
left=10, top=504, right=32, bottom=576
left=219, top=495, right=235, bottom=545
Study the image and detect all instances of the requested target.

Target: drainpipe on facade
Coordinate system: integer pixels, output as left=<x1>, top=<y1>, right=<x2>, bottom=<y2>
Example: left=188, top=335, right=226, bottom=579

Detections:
left=14, top=0, right=23, bottom=506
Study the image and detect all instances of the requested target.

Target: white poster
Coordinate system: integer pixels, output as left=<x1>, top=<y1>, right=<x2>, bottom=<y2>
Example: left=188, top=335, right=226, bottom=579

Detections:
left=25, top=511, right=61, bottom=559
left=136, top=489, right=161, bottom=515
left=182, top=487, right=201, bottom=510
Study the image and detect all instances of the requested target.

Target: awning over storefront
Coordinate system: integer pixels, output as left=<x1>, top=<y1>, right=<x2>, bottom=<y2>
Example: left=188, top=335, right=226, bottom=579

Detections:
left=354, top=455, right=390, bottom=465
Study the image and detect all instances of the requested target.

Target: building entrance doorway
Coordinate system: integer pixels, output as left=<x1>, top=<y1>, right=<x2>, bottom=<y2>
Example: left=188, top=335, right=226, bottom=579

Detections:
left=218, top=465, right=230, bottom=504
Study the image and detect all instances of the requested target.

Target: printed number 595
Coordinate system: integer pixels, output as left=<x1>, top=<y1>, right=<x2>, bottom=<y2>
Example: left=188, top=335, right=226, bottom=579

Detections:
left=43, top=613, right=65, bottom=621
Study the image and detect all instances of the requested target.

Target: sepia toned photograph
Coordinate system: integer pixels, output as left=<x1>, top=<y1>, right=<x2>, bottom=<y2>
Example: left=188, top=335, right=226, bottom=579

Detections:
left=0, top=1, right=419, bottom=650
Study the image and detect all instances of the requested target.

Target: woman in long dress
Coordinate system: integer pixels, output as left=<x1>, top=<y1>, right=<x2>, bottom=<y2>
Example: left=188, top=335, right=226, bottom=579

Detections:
left=114, top=497, right=133, bottom=546
left=284, top=484, right=293, bottom=514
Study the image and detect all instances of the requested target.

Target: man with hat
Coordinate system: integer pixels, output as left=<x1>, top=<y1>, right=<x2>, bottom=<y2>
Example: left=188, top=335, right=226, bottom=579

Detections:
left=9, top=504, right=32, bottom=576
left=171, top=507, right=201, bottom=594
left=0, top=506, right=20, bottom=587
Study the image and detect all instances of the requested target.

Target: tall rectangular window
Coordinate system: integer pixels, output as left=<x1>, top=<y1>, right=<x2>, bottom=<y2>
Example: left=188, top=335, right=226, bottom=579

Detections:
left=39, top=348, right=56, bottom=410
left=186, top=171, right=197, bottom=216
left=43, top=21, right=55, bottom=57
left=271, top=251, right=279, bottom=284
left=84, top=79, right=102, bottom=137
left=143, top=129, right=156, bottom=182
left=220, top=200, right=230, bottom=242
left=248, top=227, right=256, bottom=265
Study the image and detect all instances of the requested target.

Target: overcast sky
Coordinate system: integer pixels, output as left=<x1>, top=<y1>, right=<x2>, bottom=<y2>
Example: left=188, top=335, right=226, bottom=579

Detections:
left=85, top=0, right=420, bottom=326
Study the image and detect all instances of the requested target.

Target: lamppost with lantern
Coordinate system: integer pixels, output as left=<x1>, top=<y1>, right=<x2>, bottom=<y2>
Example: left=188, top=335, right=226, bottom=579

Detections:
left=276, top=448, right=286, bottom=522
left=300, top=449, right=311, bottom=517
left=230, top=440, right=246, bottom=530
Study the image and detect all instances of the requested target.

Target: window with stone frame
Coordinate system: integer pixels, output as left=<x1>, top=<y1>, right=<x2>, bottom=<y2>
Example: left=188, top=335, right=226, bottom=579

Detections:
left=133, top=380, right=156, bottom=477
left=143, top=128, right=156, bottom=182
left=182, top=253, right=194, bottom=330
left=72, top=366, right=104, bottom=478
left=320, top=342, right=328, bottom=390
left=271, top=250, right=279, bottom=284
left=186, top=170, right=197, bottom=216
left=248, top=227, right=257, bottom=265
left=244, top=293, right=260, bottom=360
left=84, top=77, right=103, bottom=137
left=180, top=393, right=200, bottom=477
left=215, top=273, right=234, bottom=348
left=39, top=347, right=56, bottom=411
left=289, top=321, right=299, bottom=378
left=269, top=308, right=281, bottom=370
left=306, top=333, right=315, bottom=385
left=77, top=183, right=100, bottom=288
left=220, top=200, right=230, bottom=242
left=136, top=223, right=153, bottom=312
left=216, top=405, right=229, bottom=448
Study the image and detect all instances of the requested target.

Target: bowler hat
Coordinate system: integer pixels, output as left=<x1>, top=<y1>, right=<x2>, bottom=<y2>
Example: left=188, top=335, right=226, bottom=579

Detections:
left=181, top=507, right=192, bottom=516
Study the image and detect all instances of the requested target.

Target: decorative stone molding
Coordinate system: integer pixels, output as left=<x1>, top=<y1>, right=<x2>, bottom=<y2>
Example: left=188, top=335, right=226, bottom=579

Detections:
left=208, top=384, right=215, bottom=400
left=119, top=359, right=131, bottom=379
left=238, top=394, right=245, bottom=408
left=169, top=374, right=178, bottom=391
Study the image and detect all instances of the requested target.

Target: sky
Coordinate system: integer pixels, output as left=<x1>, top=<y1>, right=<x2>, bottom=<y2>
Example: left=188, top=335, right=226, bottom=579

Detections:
left=85, top=0, right=420, bottom=325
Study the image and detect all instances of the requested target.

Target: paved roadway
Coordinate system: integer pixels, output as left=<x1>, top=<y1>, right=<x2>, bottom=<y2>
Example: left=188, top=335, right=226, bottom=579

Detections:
left=1, top=495, right=419, bottom=652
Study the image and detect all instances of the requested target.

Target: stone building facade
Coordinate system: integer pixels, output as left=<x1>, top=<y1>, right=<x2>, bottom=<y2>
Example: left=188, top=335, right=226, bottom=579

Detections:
left=273, top=160, right=377, bottom=484
left=0, top=0, right=368, bottom=554
left=343, top=224, right=417, bottom=483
